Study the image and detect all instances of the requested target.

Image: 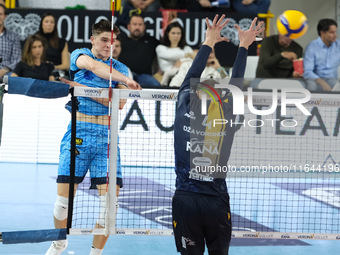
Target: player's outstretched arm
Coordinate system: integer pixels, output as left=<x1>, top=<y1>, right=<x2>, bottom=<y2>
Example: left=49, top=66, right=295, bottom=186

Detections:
left=235, top=17, right=265, bottom=50
left=76, top=55, right=141, bottom=90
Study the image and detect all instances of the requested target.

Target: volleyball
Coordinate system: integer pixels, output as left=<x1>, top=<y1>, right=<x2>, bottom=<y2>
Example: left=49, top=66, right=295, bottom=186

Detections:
left=276, top=10, right=308, bottom=39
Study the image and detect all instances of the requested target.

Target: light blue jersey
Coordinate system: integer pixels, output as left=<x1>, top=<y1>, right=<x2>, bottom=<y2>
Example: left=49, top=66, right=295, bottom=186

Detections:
left=69, top=48, right=128, bottom=115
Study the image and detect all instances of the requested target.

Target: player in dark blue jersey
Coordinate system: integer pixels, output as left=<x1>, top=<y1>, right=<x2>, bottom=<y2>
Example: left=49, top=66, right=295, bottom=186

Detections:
left=172, top=15, right=264, bottom=255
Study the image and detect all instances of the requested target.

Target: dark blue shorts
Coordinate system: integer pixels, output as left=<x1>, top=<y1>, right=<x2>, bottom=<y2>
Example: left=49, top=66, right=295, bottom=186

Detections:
left=172, top=190, right=231, bottom=255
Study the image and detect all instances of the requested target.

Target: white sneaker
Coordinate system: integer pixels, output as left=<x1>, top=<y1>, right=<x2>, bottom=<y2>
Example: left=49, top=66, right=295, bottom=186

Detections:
left=45, top=240, right=68, bottom=255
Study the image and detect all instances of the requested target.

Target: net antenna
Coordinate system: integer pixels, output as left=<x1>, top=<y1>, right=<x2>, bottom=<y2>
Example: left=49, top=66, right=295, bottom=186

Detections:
left=105, top=0, right=117, bottom=236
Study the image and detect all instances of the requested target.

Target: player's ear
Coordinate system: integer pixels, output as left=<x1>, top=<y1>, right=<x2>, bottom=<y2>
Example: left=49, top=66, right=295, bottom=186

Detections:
left=90, top=36, right=95, bottom=45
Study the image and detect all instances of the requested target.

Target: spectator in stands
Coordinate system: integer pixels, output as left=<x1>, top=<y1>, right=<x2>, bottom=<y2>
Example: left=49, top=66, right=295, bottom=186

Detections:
left=231, top=0, right=271, bottom=16
left=255, top=34, right=303, bottom=79
left=118, top=0, right=161, bottom=27
left=127, top=0, right=161, bottom=11
left=303, top=19, right=340, bottom=91
left=118, top=14, right=161, bottom=87
left=156, top=21, right=193, bottom=85
left=37, top=13, right=70, bottom=80
left=113, top=37, right=133, bottom=79
left=11, top=34, right=55, bottom=81
left=170, top=47, right=228, bottom=87
left=184, top=0, right=231, bottom=12
left=160, top=0, right=187, bottom=9
left=0, top=4, right=21, bottom=78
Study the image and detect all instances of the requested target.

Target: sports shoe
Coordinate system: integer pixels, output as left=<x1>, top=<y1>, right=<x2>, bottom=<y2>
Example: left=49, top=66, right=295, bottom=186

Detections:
left=45, top=240, right=68, bottom=255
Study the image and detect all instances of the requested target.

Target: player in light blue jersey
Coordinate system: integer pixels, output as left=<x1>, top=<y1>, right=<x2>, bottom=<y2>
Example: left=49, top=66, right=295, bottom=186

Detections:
left=46, top=20, right=140, bottom=255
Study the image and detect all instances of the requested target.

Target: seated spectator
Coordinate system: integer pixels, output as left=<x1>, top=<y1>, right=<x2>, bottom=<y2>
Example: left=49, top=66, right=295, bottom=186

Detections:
left=0, top=3, right=21, bottom=77
left=303, top=19, right=340, bottom=91
left=123, top=0, right=161, bottom=12
left=117, top=0, right=161, bottom=28
left=256, top=34, right=303, bottom=79
left=113, top=37, right=133, bottom=79
left=185, top=0, right=231, bottom=11
left=118, top=14, right=161, bottom=87
left=231, top=0, right=271, bottom=16
left=160, top=0, right=187, bottom=9
left=169, top=47, right=228, bottom=87
left=36, top=13, right=70, bottom=79
left=156, top=21, right=193, bottom=85
left=11, top=34, right=55, bottom=81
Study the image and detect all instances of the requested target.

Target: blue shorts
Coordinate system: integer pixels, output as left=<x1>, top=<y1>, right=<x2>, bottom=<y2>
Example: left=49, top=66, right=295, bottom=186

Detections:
left=57, top=121, right=122, bottom=189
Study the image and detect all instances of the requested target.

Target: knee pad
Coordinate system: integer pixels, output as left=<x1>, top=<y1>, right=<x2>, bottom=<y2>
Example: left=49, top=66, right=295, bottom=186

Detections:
left=97, top=195, right=107, bottom=227
left=53, top=195, right=68, bottom=221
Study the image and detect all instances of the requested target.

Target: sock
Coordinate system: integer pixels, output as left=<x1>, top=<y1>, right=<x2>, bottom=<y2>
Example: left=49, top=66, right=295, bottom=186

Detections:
left=89, top=246, right=103, bottom=255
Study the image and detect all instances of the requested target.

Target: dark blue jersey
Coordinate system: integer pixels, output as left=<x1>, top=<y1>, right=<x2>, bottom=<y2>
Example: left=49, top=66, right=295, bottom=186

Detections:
left=174, top=45, right=247, bottom=196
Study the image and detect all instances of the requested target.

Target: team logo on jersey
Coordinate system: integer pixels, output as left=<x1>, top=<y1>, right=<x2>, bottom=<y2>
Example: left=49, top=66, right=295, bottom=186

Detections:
left=75, top=138, right=83, bottom=145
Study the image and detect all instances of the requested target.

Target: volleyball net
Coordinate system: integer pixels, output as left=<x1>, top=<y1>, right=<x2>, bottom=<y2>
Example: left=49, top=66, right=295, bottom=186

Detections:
left=69, top=86, right=340, bottom=240
left=1, top=79, right=340, bottom=243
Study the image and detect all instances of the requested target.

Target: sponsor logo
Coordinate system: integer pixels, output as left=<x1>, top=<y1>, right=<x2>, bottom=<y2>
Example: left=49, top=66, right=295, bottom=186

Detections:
left=259, top=233, right=273, bottom=238
left=129, top=92, right=141, bottom=98
left=84, top=88, right=104, bottom=97
left=336, top=235, right=340, bottom=240
left=151, top=93, right=176, bottom=100
left=192, top=157, right=212, bottom=166
left=314, top=235, right=328, bottom=239
left=281, top=234, right=291, bottom=239
left=242, top=233, right=260, bottom=238
left=116, top=230, right=126, bottom=235
left=182, top=236, right=196, bottom=249
left=297, top=234, right=314, bottom=239
left=189, top=168, right=214, bottom=182
left=183, top=125, right=226, bottom=137
left=75, top=138, right=83, bottom=145
left=186, top=141, right=219, bottom=155
left=149, top=230, right=165, bottom=235
left=184, top=111, right=196, bottom=120
left=80, top=230, right=93, bottom=235
left=133, top=230, right=151, bottom=235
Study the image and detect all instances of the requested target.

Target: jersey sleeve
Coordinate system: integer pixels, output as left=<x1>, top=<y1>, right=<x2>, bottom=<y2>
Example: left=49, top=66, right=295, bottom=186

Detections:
left=70, top=48, right=91, bottom=72
left=177, top=45, right=212, bottom=108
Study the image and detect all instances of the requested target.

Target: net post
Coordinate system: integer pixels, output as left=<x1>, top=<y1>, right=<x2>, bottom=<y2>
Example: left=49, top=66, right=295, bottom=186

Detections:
left=107, top=88, right=119, bottom=235
left=67, top=87, right=77, bottom=234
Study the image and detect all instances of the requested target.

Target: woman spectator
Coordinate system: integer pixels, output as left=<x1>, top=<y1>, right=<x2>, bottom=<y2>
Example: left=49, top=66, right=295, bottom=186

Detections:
left=37, top=13, right=70, bottom=79
left=11, top=34, right=55, bottom=81
left=156, top=21, right=193, bottom=72
left=156, top=21, right=193, bottom=85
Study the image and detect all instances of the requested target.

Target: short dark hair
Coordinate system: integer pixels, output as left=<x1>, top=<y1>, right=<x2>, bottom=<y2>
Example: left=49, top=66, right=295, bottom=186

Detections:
left=129, top=13, right=144, bottom=24
left=0, top=4, right=8, bottom=15
left=161, top=21, right=186, bottom=49
left=92, top=19, right=120, bottom=36
left=317, top=19, right=337, bottom=36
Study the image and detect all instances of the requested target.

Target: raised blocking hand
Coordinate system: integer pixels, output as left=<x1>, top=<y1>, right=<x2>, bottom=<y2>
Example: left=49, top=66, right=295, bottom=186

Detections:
left=235, top=17, right=265, bottom=49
